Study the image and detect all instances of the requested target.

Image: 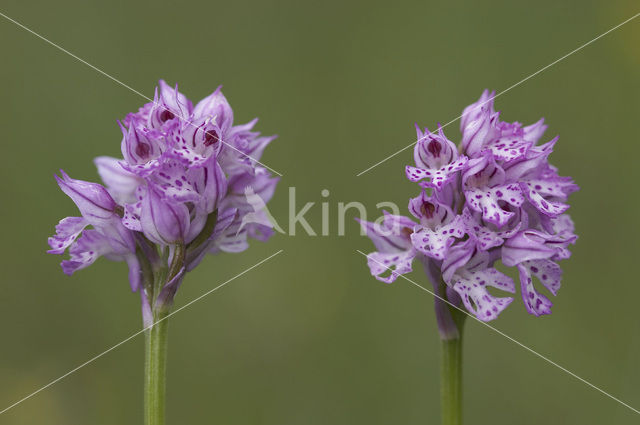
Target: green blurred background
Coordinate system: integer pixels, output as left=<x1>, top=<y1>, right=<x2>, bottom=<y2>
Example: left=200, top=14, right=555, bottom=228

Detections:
left=1, top=0, right=639, bottom=423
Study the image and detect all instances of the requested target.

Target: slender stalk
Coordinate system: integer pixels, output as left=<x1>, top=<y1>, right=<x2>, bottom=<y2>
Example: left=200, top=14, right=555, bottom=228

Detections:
left=423, top=257, right=466, bottom=425
left=441, top=333, right=463, bottom=425
left=144, top=309, right=169, bottom=425
left=143, top=244, right=184, bottom=425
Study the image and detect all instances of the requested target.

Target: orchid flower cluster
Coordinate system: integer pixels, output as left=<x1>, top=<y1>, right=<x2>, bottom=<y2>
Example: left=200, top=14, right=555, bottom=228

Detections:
left=360, top=90, right=578, bottom=322
left=48, top=80, right=279, bottom=324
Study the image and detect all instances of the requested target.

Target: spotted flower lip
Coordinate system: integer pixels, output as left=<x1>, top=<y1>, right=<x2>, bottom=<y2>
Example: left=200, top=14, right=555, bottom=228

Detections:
left=360, top=89, right=578, bottom=322
left=48, top=170, right=139, bottom=288
left=356, top=212, right=417, bottom=283
left=406, top=125, right=468, bottom=190
left=408, top=191, right=466, bottom=260
left=48, top=80, right=279, bottom=316
left=462, top=152, right=525, bottom=228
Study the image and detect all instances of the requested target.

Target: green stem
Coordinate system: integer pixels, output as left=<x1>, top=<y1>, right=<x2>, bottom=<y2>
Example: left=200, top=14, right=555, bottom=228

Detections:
left=441, top=325, right=463, bottom=425
left=144, top=310, right=169, bottom=425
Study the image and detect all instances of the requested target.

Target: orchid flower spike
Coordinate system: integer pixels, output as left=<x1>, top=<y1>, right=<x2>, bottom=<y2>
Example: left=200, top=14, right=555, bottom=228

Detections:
left=48, top=80, right=280, bottom=324
left=359, top=89, right=578, bottom=328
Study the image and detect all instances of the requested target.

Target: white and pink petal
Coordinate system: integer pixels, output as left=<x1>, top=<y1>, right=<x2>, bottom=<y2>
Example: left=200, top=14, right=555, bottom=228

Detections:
left=151, top=161, right=201, bottom=204
left=517, top=264, right=553, bottom=316
left=520, top=183, right=569, bottom=217
left=60, top=229, right=113, bottom=276
left=464, top=184, right=523, bottom=228
left=365, top=250, right=416, bottom=284
left=486, top=137, right=531, bottom=162
left=47, top=216, right=88, bottom=254
left=405, top=156, right=467, bottom=189
left=521, top=259, right=562, bottom=296
left=452, top=268, right=515, bottom=321
left=410, top=216, right=465, bottom=260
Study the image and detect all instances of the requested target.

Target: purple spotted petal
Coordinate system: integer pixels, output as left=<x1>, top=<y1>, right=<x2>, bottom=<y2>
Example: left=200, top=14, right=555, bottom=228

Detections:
left=122, top=187, right=144, bottom=232
left=522, top=259, right=562, bottom=296
left=520, top=183, right=569, bottom=217
left=485, top=137, right=531, bottom=162
left=517, top=264, right=553, bottom=316
left=168, top=116, right=223, bottom=168
left=47, top=216, right=88, bottom=254
left=406, top=156, right=468, bottom=189
left=462, top=208, right=522, bottom=251
left=150, top=160, right=201, bottom=204
left=60, top=229, right=114, bottom=275
left=451, top=268, right=515, bottom=321
left=410, top=215, right=465, bottom=260
left=464, top=183, right=524, bottom=228
left=502, top=136, right=557, bottom=181
left=522, top=175, right=579, bottom=201
left=365, top=250, right=416, bottom=284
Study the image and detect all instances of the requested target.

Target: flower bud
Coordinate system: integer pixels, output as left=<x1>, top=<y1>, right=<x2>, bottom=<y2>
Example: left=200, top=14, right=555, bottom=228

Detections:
left=140, top=184, right=190, bottom=245
left=55, top=170, right=117, bottom=225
